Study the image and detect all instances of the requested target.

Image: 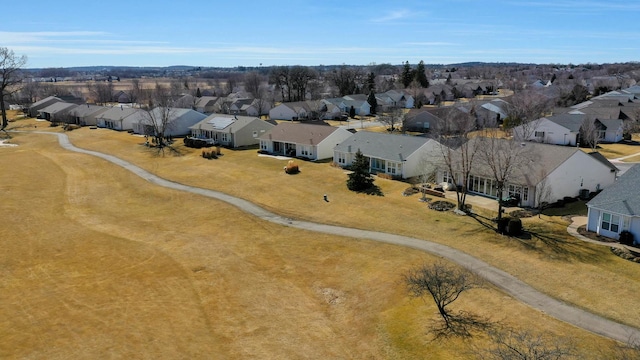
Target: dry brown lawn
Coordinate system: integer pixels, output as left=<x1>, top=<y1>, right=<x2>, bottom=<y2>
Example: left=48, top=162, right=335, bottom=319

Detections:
left=598, top=139, right=640, bottom=160
left=1, top=119, right=637, bottom=358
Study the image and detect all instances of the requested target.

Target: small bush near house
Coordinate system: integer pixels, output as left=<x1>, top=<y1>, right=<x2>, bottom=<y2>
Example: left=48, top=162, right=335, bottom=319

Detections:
left=284, top=160, right=300, bottom=174
left=507, top=218, right=523, bottom=236
left=202, top=150, right=218, bottom=160
left=497, top=217, right=511, bottom=234
left=428, top=201, right=455, bottom=212
left=620, top=231, right=635, bottom=246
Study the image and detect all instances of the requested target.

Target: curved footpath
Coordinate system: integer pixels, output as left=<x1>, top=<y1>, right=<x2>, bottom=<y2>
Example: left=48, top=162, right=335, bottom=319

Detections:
left=20, top=131, right=640, bottom=343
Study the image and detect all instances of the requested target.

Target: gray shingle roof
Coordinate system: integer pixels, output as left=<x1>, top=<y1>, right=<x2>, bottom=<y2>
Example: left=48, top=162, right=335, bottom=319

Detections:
left=546, top=113, right=586, bottom=132
left=588, top=164, right=640, bottom=216
left=334, top=131, right=434, bottom=162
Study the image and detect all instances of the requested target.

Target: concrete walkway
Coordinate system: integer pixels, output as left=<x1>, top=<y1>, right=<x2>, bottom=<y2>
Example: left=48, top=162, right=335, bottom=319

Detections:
left=19, top=131, right=640, bottom=344
left=567, top=217, right=631, bottom=250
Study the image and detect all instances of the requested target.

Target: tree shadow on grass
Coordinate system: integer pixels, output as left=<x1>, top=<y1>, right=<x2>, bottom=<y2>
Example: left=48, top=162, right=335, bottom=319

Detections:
left=355, top=185, right=384, bottom=196
left=427, top=311, right=494, bottom=341
left=467, top=213, right=604, bottom=263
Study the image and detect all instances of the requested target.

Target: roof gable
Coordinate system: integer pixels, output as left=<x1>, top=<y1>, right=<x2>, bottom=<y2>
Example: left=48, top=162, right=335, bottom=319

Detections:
left=334, top=131, right=436, bottom=162
left=588, top=164, right=640, bottom=216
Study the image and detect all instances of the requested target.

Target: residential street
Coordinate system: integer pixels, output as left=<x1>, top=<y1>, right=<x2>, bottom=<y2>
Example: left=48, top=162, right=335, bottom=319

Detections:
left=27, top=130, right=640, bottom=344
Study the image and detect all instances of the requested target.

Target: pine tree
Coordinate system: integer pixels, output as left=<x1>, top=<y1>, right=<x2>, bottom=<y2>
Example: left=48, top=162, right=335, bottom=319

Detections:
left=347, top=150, right=375, bottom=192
left=415, top=60, right=429, bottom=88
left=196, top=87, right=202, bottom=97
left=366, top=72, right=376, bottom=93
left=349, top=105, right=356, bottom=119
left=401, top=61, right=414, bottom=88
left=367, top=91, right=378, bottom=115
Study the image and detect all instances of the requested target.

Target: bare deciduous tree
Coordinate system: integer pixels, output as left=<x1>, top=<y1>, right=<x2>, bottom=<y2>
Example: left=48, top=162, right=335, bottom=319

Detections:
left=476, top=133, right=531, bottom=220
left=503, top=90, right=553, bottom=132
left=0, top=47, right=27, bottom=131
left=243, top=71, right=263, bottom=98
left=329, top=65, right=363, bottom=97
left=87, top=81, right=114, bottom=105
left=579, top=118, right=603, bottom=150
left=404, top=261, right=487, bottom=337
left=289, top=66, right=317, bottom=101
left=379, top=107, right=404, bottom=132
left=478, top=328, right=577, bottom=360
left=140, top=83, right=179, bottom=154
left=434, top=105, right=479, bottom=211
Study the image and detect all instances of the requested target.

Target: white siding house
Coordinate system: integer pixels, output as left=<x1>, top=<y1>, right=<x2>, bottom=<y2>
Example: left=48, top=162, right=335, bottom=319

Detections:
left=437, top=138, right=617, bottom=208
left=131, top=108, right=207, bottom=136
left=259, top=123, right=353, bottom=160
left=587, top=164, right=640, bottom=242
left=333, top=131, right=443, bottom=179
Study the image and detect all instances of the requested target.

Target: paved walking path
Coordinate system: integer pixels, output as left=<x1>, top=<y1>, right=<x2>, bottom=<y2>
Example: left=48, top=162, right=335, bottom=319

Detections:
left=18, top=131, right=640, bottom=343
left=567, top=216, right=631, bottom=250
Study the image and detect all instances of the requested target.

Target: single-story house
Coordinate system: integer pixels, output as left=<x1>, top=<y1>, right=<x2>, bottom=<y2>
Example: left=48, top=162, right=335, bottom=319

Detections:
left=259, top=122, right=353, bottom=160
left=587, top=164, right=640, bottom=242
left=194, top=96, right=218, bottom=114
left=437, top=138, right=618, bottom=208
left=37, top=102, right=78, bottom=122
left=96, top=106, right=146, bottom=131
left=512, top=114, right=624, bottom=146
left=269, top=100, right=336, bottom=121
left=333, top=131, right=443, bottom=179
left=67, top=104, right=109, bottom=126
left=131, top=108, right=207, bottom=136
left=324, top=97, right=371, bottom=116
left=189, top=114, right=275, bottom=148
left=375, top=90, right=415, bottom=110
left=28, top=96, right=64, bottom=117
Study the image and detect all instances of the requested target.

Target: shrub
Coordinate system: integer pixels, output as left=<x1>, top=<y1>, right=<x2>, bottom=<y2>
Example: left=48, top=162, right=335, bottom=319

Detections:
left=497, top=217, right=510, bottom=234
left=507, top=218, right=523, bottom=236
left=619, top=230, right=634, bottom=246
left=284, top=160, right=300, bottom=174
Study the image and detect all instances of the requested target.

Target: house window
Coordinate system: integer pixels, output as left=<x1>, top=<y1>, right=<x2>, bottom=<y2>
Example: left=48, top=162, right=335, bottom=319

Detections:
left=260, top=141, right=268, bottom=150
left=387, top=162, right=402, bottom=175
left=534, top=131, right=545, bottom=138
left=337, top=152, right=346, bottom=164
left=253, top=131, right=258, bottom=138
left=371, top=158, right=386, bottom=171
left=601, top=213, right=620, bottom=233
left=300, top=146, right=312, bottom=156
left=597, top=130, right=606, bottom=139
left=221, top=133, right=229, bottom=142
left=442, top=170, right=454, bottom=184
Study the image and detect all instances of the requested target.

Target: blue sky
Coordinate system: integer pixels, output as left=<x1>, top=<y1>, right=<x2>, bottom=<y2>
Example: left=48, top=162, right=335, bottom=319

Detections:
left=3, top=0, right=639, bottom=68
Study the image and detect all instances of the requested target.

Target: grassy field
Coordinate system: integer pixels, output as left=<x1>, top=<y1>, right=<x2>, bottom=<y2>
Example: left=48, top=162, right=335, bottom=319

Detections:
left=1, top=116, right=638, bottom=358
left=598, top=135, right=640, bottom=160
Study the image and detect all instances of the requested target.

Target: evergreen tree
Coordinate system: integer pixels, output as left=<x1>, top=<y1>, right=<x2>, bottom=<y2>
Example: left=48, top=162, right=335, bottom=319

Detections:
left=367, top=91, right=378, bottom=115
left=401, top=61, right=414, bottom=88
left=347, top=150, right=375, bottom=192
left=196, top=87, right=202, bottom=98
left=366, top=72, right=376, bottom=93
left=415, top=60, right=429, bottom=88
left=349, top=105, right=356, bottom=118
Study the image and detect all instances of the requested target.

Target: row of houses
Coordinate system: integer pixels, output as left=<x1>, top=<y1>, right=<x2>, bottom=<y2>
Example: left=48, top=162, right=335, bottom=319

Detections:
left=268, top=90, right=415, bottom=121
left=27, top=93, right=633, bottom=244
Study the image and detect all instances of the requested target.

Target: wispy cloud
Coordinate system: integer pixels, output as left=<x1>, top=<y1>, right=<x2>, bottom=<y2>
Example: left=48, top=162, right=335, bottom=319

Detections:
left=371, top=9, right=411, bottom=23
left=403, top=42, right=458, bottom=47
left=0, top=31, right=109, bottom=43
left=506, top=0, right=640, bottom=11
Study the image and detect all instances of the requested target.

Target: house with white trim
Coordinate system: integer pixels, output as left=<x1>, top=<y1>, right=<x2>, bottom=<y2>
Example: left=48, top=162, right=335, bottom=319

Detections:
left=587, top=164, right=640, bottom=242
left=259, top=122, right=352, bottom=160
left=189, top=114, right=274, bottom=148
left=512, top=114, right=623, bottom=146
left=437, top=138, right=618, bottom=208
left=333, top=131, right=442, bottom=179
left=96, top=106, right=145, bottom=131
left=131, top=108, right=207, bottom=136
